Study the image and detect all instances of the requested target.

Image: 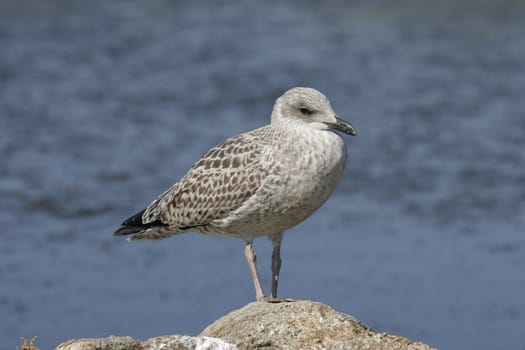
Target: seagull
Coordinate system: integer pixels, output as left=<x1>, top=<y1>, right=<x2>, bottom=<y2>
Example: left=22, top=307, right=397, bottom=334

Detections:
left=114, top=87, right=357, bottom=301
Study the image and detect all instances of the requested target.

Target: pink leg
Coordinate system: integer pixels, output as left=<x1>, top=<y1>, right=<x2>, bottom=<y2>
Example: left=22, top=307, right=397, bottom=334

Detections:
left=244, top=240, right=266, bottom=301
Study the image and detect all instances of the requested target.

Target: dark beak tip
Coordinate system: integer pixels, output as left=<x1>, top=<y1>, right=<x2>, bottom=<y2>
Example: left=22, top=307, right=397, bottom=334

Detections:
left=333, top=116, right=357, bottom=136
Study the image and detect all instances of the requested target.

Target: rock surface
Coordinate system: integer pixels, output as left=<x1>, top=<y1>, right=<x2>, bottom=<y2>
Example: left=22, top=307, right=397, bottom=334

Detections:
left=56, top=301, right=435, bottom=350
left=55, top=335, right=235, bottom=350
left=201, top=301, right=434, bottom=350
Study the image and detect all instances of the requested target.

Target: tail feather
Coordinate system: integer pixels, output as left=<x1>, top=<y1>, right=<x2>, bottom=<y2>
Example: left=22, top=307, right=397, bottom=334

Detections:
left=113, top=225, right=146, bottom=236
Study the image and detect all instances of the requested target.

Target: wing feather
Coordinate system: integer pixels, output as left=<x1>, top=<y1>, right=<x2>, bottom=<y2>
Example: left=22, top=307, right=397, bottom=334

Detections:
left=142, top=127, right=274, bottom=228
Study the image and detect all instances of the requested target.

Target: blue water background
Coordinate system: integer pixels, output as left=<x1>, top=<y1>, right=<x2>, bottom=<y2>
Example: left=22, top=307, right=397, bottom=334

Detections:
left=1, top=1, right=524, bottom=349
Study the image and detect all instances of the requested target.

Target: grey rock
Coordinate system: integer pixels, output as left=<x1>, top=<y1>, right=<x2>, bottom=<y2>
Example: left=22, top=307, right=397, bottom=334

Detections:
left=56, top=301, right=435, bottom=350
left=55, top=336, right=140, bottom=350
left=143, top=335, right=235, bottom=350
left=200, top=301, right=435, bottom=350
left=55, top=335, right=235, bottom=350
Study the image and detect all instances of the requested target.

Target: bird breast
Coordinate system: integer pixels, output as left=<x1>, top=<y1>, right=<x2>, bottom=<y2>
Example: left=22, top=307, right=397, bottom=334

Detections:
left=270, top=127, right=347, bottom=214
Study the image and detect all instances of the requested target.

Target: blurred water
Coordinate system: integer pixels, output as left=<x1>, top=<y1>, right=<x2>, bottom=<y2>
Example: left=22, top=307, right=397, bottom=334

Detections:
left=1, top=1, right=524, bottom=349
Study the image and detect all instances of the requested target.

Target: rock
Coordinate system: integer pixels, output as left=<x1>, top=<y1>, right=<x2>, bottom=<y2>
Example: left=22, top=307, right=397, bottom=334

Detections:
left=55, top=335, right=235, bottom=350
left=144, top=335, right=235, bottom=350
left=55, top=336, right=140, bottom=350
left=200, top=301, right=434, bottom=350
left=56, top=301, right=435, bottom=350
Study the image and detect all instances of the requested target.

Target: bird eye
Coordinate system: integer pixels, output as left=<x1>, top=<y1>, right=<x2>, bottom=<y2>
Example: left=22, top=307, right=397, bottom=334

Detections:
left=299, top=108, right=313, bottom=115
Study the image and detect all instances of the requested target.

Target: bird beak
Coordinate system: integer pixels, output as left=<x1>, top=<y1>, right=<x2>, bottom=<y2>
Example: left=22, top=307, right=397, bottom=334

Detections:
left=327, top=116, right=357, bottom=136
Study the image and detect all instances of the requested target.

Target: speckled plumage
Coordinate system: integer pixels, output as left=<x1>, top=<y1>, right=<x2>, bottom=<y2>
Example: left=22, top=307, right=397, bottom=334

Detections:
left=114, top=87, right=356, bottom=301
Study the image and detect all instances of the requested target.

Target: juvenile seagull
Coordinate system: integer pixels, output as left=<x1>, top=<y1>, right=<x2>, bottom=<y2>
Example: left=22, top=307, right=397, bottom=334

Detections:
left=114, top=87, right=356, bottom=301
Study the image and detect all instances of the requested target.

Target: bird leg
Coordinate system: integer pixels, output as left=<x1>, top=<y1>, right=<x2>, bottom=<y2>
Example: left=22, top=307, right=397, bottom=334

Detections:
left=244, top=240, right=266, bottom=301
left=270, top=233, right=283, bottom=298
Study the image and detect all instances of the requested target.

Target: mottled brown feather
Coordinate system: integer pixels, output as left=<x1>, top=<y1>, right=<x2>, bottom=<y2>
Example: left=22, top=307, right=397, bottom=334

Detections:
left=142, top=126, right=274, bottom=228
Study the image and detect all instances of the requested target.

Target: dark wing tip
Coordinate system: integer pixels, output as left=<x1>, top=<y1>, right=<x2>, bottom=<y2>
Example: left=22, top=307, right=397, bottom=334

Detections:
left=121, top=209, right=147, bottom=226
left=113, top=208, right=169, bottom=236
